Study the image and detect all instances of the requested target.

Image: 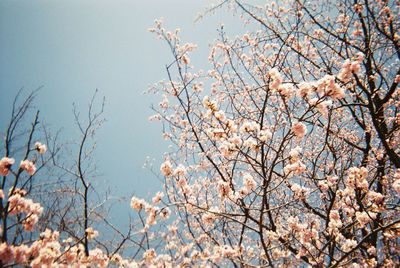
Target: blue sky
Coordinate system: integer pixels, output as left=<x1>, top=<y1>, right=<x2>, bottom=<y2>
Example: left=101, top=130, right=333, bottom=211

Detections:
left=0, top=0, right=248, bottom=226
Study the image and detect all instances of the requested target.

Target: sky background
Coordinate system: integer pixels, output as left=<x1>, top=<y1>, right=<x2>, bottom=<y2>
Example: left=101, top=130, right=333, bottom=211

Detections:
left=0, top=0, right=250, bottom=228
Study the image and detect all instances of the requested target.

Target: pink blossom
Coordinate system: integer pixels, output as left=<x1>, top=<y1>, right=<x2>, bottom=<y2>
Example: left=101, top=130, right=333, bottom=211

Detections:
left=202, top=96, right=217, bottom=111
left=355, top=211, right=376, bottom=228
left=34, top=142, right=47, bottom=154
left=287, top=216, right=306, bottom=232
left=173, top=164, right=187, bottom=177
left=327, top=175, right=338, bottom=186
left=23, top=214, right=39, bottom=232
left=328, top=210, right=343, bottom=231
left=228, top=135, right=242, bottom=147
left=243, top=173, right=256, bottom=191
left=214, top=110, right=226, bottom=121
left=318, top=181, right=329, bottom=191
left=152, top=191, right=164, bottom=204
left=0, top=243, right=14, bottom=264
left=341, top=239, right=357, bottom=252
left=159, top=95, right=169, bottom=109
left=367, top=191, right=384, bottom=205
left=219, top=141, right=234, bottom=158
left=243, top=137, right=258, bottom=150
left=29, top=202, right=44, bottom=215
left=8, top=191, right=43, bottom=228
left=146, top=207, right=158, bottom=225
left=14, top=244, right=29, bottom=264
left=290, top=183, right=309, bottom=198
left=240, top=121, right=260, bottom=134
left=347, top=167, right=369, bottom=191
left=316, top=75, right=344, bottom=99
left=291, top=122, right=307, bottom=139
left=338, top=59, right=362, bottom=83
left=0, top=157, right=15, bottom=176
left=289, top=146, right=302, bottom=161
left=284, top=161, right=306, bottom=175
left=268, top=68, right=283, bottom=90
left=356, top=52, right=364, bottom=62
left=160, top=207, right=170, bottom=220
left=85, top=227, right=99, bottom=240
left=297, top=82, right=313, bottom=98
left=278, top=84, right=295, bottom=98
left=210, top=128, right=227, bottom=140
left=218, top=181, right=231, bottom=200
left=20, top=160, right=36, bottom=175
left=202, top=212, right=215, bottom=226
left=148, top=113, right=161, bottom=121
left=316, top=100, right=332, bottom=118
left=160, top=160, right=173, bottom=176
left=350, top=61, right=361, bottom=73
left=131, top=196, right=146, bottom=211
left=338, top=59, right=352, bottom=82
left=143, top=248, right=156, bottom=263
left=367, top=246, right=376, bottom=256
left=259, top=129, right=272, bottom=142
left=181, top=54, right=190, bottom=65
left=89, top=248, right=109, bottom=268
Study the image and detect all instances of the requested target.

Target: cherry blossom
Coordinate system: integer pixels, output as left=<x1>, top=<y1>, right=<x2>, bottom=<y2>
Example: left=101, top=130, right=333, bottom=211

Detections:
left=0, top=157, right=15, bottom=176
left=19, top=159, right=36, bottom=175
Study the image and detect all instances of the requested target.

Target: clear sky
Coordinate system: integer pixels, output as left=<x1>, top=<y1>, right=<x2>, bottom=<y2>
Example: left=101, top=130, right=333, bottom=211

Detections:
left=0, top=0, right=248, bottom=226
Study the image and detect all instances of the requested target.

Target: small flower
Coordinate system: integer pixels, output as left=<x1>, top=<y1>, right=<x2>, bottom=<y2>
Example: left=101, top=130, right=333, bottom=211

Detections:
left=284, top=161, right=306, bottom=175
left=130, top=196, right=146, bottom=211
left=202, top=212, right=215, bottom=226
left=0, top=157, right=15, bottom=176
left=318, top=181, right=329, bottom=191
left=34, top=142, right=47, bottom=154
left=259, top=129, right=272, bottom=142
left=152, top=191, right=164, bottom=204
left=291, top=122, right=307, bottom=139
left=268, top=68, right=283, bottom=90
left=173, top=164, right=187, bottom=177
left=160, top=160, right=173, bottom=177
left=393, top=179, right=400, bottom=194
left=20, top=160, right=36, bottom=176
left=341, top=239, right=357, bottom=252
left=85, top=227, right=99, bottom=240
left=23, top=214, right=39, bottom=232
left=243, top=174, right=256, bottom=191
left=214, top=110, right=226, bottom=121
left=202, top=96, right=217, bottom=111
left=143, top=248, right=156, bottom=263
left=181, top=54, right=190, bottom=65
left=0, top=243, right=14, bottom=265
left=14, top=244, right=29, bottom=264
left=289, top=146, right=302, bottom=161
left=160, top=207, right=170, bottom=220
left=355, top=211, right=376, bottom=228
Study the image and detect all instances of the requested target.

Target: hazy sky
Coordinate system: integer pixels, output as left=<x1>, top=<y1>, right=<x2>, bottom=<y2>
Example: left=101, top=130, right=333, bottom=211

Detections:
left=0, top=0, right=248, bottom=225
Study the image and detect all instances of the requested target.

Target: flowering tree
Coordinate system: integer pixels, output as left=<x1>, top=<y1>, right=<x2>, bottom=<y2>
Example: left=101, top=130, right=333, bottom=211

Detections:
left=1, top=0, right=399, bottom=267
left=0, top=90, right=138, bottom=267
left=142, top=0, right=400, bottom=266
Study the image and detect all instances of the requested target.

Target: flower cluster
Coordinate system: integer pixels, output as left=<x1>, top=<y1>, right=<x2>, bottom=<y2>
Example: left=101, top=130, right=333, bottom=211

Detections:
left=8, top=188, right=43, bottom=231
left=0, top=157, right=15, bottom=176
left=0, top=228, right=135, bottom=267
left=337, top=54, right=363, bottom=83
left=20, top=159, right=36, bottom=176
left=34, top=142, right=47, bottom=154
